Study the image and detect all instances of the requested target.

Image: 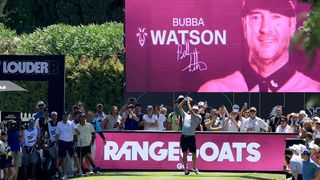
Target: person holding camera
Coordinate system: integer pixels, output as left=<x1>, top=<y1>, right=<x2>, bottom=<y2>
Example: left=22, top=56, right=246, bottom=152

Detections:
left=123, top=104, right=140, bottom=130
left=178, top=97, right=201, bottom=175
left=21, top=118, right=40, bottom=180
left=101, top=106, right=122, bottom=131
left=0, top=132, right=16, bottom=180
left=205, top=108, right=222, bottom=131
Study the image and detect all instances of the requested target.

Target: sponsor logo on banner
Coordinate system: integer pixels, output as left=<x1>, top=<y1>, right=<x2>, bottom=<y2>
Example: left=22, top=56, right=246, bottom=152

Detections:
left=0, top=61, right=59, bottom=75
left=95, top=132, right=296, bottom=171
left=105, top=141, right=261, bottom=163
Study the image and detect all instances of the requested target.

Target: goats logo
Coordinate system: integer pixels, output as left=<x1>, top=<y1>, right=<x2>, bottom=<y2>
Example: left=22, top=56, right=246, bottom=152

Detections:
left=136, top=28, right=148, bottom=47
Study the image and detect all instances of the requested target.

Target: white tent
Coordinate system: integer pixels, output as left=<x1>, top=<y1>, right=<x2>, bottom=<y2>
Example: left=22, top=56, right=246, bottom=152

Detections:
left=0, top=81, right=27, bottom=92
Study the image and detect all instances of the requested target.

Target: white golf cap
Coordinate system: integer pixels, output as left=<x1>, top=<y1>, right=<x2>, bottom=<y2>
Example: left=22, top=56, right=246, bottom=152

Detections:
left=289, top=144, right=302, bottom=154
left=192, top=105, right=199, bottom=111
left=198, top=101, right=205, bottom=107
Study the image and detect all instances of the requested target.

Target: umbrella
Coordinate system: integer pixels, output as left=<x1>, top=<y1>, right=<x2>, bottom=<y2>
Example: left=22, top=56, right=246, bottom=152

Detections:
left=0, top=81, right=27, bottom=92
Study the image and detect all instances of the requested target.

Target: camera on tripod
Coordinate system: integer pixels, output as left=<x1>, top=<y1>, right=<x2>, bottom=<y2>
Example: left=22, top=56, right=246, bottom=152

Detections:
left=1, top=111, right=22, bottom=132
left=4, top=119, right=20, bottom=131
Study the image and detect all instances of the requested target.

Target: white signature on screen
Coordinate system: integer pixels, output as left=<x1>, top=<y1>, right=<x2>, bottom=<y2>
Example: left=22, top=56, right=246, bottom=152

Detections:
left=176, top=41, right=208, bottom=72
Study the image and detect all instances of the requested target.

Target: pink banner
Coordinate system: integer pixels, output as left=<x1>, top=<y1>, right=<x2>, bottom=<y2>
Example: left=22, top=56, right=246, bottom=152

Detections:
left=126, top=0, right=319, bottom=92
left=94, top=132, right=296, bottom=171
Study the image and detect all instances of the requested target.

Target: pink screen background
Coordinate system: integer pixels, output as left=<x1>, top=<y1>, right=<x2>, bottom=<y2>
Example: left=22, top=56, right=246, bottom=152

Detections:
left=125, top=0, right=318, bottom=92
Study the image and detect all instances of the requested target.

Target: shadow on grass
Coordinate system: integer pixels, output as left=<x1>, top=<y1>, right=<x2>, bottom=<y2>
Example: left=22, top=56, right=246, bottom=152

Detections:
left=99, top=173, right=279, bottom=179
left=99, top=173, right=150, bottom=177
left=172, top=174, right=278, bottom=180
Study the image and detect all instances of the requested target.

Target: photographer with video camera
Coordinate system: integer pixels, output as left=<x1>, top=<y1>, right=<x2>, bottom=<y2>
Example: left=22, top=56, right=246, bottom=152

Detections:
left=21, top=118, right=40, bottom=180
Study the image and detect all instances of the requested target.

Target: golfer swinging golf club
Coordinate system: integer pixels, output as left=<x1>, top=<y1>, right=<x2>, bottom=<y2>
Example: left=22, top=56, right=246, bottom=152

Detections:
left=178, top=96, right=201, bottom=175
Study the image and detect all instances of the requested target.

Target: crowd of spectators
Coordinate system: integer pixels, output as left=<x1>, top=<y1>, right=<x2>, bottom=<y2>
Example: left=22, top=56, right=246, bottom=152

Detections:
left=1, top=96, right=320, bottom=179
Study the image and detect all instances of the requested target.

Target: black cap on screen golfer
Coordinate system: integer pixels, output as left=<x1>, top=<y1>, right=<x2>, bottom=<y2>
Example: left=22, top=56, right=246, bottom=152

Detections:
left=242, top=0, right=296, bottom=17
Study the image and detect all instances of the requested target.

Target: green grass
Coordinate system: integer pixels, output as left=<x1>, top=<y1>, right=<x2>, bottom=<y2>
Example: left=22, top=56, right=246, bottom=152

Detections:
left=78, top=171, right=285, bottom=180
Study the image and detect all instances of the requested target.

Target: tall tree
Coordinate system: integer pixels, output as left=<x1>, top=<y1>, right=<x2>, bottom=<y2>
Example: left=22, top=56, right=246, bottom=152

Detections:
left=295, top=0, right=320, bottom=62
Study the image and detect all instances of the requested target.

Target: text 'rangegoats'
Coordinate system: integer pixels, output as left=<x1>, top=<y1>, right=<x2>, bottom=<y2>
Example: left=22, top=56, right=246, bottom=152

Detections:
left=104, top=141, right=261, bottom=162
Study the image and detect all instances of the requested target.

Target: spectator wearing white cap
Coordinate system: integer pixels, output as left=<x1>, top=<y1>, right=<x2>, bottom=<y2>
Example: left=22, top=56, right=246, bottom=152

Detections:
left=288, top=144, right=303, bottom=180
left=94, top=103, right=106, bottom=128
left=33, top=100, right=46, bottom=121
left=309, top=142, right=320, bottom=166
left=312, top=116, right=320, bottom=131
left=314, top=120, right=320, bottom=139
left=154, top=105, right=166, bottom=131
left=143, top=105, right=158, bottom=131
left=298, top=110, right=308, bottom=126
left=197, top=101, right=207, bottom=131
left=241, top=107, right=268, bottom=132
left=227, top=109, right=241, bottom=132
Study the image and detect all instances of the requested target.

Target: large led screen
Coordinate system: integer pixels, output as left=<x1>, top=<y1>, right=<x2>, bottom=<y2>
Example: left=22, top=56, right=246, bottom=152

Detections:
left=126, top=0, right=320, bottom=92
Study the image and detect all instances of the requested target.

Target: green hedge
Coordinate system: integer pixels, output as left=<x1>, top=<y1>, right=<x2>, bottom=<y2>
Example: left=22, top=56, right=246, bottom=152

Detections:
left=0, top=23, right=125, bottom=113
left=66, top=57, right=124, bottom=112
left=0, top=23, right=19, bottom=54
left=16, top=23, right=124, bottom=61
left=2, top=0, right=124, bottom=34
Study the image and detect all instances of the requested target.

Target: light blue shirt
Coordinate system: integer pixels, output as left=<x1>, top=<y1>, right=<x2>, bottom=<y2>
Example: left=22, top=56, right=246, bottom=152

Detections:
left=290, top=155, right=303, bottom=175
left=91, top=119, right=103, bottom=133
